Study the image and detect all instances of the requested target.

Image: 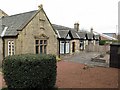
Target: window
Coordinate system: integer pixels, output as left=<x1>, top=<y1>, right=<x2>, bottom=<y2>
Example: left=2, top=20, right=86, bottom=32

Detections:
left=80, top=41, right=84, bottom=50
left=8, top=41, right=15, bottom=56
left=96, top=40, right=99, bottom=44
left=35, top=40, right=47, bottom=54
left=88, top=40, right=93, bottom=45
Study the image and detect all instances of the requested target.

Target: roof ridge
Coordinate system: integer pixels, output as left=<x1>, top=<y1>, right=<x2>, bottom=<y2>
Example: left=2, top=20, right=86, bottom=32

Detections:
left=4, top=10, right=37, bottom=18
left=52, top=24, right=71, bottom=29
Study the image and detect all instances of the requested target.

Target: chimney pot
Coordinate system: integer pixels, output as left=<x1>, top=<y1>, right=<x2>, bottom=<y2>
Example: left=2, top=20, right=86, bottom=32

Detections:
left=90, top=27, right=93, bottom=33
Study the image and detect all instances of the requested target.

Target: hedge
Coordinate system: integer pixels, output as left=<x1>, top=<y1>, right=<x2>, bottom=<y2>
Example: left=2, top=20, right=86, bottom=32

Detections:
left=2, top=54, right=57, bottom=89
left=99, top=40, right=120, bottom=45
left=99, top=40, right=106, bottom=45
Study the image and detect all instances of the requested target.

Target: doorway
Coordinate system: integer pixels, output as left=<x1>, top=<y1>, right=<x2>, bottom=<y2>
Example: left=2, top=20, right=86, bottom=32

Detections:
left=72, top=42, right=75, bottom=52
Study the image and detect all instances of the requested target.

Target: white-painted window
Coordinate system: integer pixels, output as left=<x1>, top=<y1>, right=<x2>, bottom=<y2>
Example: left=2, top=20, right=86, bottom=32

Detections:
left=8, top=41, right=15, bottom=56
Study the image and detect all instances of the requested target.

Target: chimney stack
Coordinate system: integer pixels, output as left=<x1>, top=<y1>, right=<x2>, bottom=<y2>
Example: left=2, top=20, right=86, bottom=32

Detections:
left=74, top=22, right=79, bottom=31
left=90, top=27, right=93, bottom=33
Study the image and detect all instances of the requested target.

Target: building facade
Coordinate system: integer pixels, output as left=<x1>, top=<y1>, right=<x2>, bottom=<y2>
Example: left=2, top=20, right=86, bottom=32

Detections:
left=0, top=5, right=100, bottom=66
left=0, top=5, right=58, bottom=66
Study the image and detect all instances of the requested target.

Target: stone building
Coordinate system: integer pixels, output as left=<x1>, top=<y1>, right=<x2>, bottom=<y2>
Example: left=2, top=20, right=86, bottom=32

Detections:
left=0, top=5, right=100, bottom=66
left=0, top=5, right=58, bottom=66
left=0, top=9, right=8, bottom=17
left=53, top=23, right=100, bottom=55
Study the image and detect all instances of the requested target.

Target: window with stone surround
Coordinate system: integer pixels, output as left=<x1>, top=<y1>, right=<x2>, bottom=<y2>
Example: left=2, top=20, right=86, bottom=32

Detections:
left=8, top=41, right=15, bottom=56
left=35, top=40, right=47, bottom=54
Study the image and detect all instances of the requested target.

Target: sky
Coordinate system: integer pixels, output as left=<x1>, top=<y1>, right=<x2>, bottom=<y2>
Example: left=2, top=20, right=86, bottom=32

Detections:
left=0, top=0, right=119, bottom=33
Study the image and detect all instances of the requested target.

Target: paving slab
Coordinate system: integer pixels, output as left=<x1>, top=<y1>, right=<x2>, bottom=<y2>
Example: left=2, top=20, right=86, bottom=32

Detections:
left=62, top=52, right=109, bottom=67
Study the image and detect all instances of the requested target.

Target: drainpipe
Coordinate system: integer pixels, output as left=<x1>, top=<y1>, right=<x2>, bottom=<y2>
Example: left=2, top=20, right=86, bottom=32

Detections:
left=2, top=38, right=5, bottom=59
left=58, top=40, right=60, bottom=58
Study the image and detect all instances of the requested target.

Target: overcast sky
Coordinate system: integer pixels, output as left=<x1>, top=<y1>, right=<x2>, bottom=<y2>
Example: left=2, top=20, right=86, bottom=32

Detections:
left=0, top=0, right=119, bottom=33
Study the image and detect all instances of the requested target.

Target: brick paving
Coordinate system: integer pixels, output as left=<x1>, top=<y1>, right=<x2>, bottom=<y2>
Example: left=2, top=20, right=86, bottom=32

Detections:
left=56, top=61, right=118, bottom=88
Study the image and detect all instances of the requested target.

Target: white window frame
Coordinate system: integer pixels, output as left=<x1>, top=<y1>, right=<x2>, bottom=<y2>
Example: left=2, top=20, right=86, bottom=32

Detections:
left=8, top=41, right=15, bottom=56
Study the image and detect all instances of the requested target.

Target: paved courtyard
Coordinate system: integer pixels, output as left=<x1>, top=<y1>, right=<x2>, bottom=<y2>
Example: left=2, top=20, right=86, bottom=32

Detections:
left=56, top=52, right=119, bottom=88
left=56, top=61, right=118, bottom=88
left=62, top=51, right=109, bottom=67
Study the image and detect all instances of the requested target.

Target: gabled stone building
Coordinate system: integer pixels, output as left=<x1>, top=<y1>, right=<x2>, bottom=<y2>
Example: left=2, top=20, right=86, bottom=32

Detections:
left=0, top=5, right=58, bottom=66
left=0, top=9, right=8, bottom=17
left=0, top=5, right=100, bottom=66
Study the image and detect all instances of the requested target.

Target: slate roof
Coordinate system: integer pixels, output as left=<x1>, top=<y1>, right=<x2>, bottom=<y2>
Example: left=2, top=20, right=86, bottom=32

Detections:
left=0, top=10, right=37, bottom=37
left=52, top=24, right=98, bottom=40
left=94, top=35, right=100, bottom=40
left=56, top=30, right=70, bottom=39
left=52, top=24, right=80, bottom=39
left=70, top=30, right=79, bottom=39
left=103, top=33, right=117, bottom=38
left=52, top=24, right=71, bottom=30
left=0, top=9, right=99, bottom=41
left=77, top=31, right=86, bottom=39
left=86, top=32, right=94, bottom=40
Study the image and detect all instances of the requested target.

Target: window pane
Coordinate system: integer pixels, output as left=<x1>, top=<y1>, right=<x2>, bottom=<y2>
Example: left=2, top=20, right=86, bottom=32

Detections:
left=44, top=45, right=47, bottom=54
left=44, top=40, right=47, bottom=44
left=8, top=41, right=11, bottom=55
left=36, top=46, right=39, bottom=54
left=40, top=45, right=43, bottom=53
left=12, top=42, right=14, bottom=45
left=12, top=46, right=14, bottom=48
left=36, top=40, right=39, bottom=44
left=40, top=40, right=43, bottom=44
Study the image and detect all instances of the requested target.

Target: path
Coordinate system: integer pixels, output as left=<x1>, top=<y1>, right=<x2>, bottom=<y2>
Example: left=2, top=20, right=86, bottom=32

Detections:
left=62, top=52, right=109, bottom=67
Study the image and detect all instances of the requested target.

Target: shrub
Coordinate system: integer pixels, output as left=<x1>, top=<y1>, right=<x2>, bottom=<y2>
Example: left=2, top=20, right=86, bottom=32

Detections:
left=99, top=40, right=106, bottom=45
left=99, top=40, right=120, bottom=45
left=2, top=54, right=57, bottom=89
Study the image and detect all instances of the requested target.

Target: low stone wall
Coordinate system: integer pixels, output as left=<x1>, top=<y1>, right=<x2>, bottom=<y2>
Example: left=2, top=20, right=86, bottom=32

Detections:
left=85, top=44, right=110, bottom=53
